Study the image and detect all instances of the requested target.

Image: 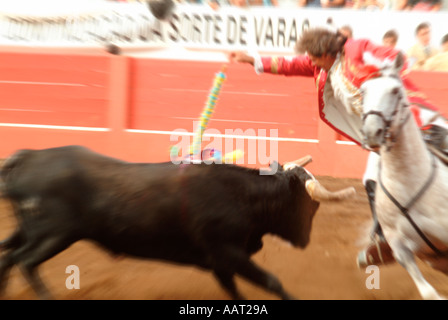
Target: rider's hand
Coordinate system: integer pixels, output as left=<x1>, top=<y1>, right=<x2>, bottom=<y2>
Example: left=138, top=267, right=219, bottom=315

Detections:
left=228, top=51, right=255, bottom=66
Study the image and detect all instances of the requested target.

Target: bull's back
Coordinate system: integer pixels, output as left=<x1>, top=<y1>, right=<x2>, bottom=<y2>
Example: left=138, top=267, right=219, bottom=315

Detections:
left=2, top=146, right=112, bottom=196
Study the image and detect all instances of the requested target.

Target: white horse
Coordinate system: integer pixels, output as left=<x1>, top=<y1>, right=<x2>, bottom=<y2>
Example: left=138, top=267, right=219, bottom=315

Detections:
left=361, top=52, right=448, bottom=300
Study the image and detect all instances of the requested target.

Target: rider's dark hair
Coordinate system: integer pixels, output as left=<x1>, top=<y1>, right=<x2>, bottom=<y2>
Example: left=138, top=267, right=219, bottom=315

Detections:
left=295, top=28, right=347, bottom=58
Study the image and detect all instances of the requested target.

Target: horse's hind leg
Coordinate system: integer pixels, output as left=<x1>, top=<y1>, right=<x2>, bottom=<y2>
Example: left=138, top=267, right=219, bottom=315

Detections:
left=392, top=240, right=443, bottom=300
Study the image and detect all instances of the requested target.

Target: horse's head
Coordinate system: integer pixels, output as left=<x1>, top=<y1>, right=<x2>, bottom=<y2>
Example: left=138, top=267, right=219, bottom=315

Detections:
left=360, top=52, right=410, bottom=152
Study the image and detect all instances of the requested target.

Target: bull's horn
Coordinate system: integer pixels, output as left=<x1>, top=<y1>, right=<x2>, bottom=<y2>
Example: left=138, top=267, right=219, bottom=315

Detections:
left=305, top=179, right=356, bottom=201
left=283, top=155, right=312, bottom=170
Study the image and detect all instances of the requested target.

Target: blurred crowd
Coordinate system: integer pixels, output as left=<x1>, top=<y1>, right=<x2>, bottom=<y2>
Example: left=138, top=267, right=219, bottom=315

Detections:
left=114, top=0, right=446, bottom=10
left=339, top=23, right=448, bottom=71
left=113, top=0, right=448, bottom=71
left=405, top=23, right=448, bottom=71
left=177, top=0, right=445, bottom=10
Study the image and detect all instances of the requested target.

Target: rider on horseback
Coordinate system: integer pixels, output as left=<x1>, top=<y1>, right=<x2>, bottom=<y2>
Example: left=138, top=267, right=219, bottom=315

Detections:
left=229, top=27, right=448, bottom=267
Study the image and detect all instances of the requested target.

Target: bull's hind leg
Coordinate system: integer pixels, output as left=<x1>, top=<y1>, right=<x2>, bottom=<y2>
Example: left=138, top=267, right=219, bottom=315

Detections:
left=0, top=250, right=16, bottom=295
left=0, top=230, right=26, bottom=295
left=7, top=235, right=74, bottom=299
left=0, top=229, right=24, bottom=251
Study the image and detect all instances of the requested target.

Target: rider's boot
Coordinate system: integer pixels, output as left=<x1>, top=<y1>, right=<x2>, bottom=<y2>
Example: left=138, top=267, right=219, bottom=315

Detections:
left=357, top=179, right=396, bottom=268
left=422, top=124, right=448, bottom=156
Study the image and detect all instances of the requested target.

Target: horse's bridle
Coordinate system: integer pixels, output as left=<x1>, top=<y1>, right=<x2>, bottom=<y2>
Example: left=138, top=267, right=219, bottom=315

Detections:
left=361, top=75, right=411, bottom=151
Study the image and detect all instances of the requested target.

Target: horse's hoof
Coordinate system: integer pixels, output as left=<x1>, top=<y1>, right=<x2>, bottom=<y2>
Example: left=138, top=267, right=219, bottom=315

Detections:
left=357, top=250, right=369, bottom=269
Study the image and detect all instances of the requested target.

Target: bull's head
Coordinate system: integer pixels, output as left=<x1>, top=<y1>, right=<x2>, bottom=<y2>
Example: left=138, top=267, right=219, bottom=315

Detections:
left=283, top=155, right=356, bottom=201
left=274, top=155, right=356, bottom=248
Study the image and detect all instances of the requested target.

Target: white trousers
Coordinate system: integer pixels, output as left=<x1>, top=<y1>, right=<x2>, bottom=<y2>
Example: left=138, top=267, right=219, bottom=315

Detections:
left=362, top=152, right=379, bottom=185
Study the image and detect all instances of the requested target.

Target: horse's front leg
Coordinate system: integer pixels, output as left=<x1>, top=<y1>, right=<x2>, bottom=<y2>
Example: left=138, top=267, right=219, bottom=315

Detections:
left=391, top=239, right=444, bottom=300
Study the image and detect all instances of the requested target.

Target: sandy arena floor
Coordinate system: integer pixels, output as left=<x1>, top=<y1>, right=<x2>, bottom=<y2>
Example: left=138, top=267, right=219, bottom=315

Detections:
left=1, top=176, right=448, bottom=300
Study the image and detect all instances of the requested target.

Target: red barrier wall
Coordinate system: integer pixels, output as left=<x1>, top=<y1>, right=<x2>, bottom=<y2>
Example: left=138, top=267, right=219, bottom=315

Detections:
left=0, top=48, right=447, bottom=178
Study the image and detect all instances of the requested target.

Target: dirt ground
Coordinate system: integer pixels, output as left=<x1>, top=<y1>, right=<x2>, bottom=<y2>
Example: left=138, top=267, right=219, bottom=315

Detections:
left=1, top=176, right=448, bottom=300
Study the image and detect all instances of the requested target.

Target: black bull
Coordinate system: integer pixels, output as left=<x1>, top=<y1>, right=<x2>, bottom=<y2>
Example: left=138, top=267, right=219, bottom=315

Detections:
left=0, top=146, right=355, bottom=299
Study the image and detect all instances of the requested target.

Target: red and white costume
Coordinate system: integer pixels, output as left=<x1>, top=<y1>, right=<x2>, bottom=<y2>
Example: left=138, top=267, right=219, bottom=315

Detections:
left=252, top=38, right=446, bottom=183
left=254, top=38, right=441, bottom=146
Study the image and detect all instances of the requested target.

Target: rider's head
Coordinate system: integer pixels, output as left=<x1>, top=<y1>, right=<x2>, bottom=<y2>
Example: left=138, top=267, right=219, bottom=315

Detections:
left=295, top=27, right=347, bottom=72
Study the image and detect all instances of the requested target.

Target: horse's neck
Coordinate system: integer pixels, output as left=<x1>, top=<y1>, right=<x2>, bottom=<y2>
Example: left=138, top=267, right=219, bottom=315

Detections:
left=380, top=111, right=432, bottom=184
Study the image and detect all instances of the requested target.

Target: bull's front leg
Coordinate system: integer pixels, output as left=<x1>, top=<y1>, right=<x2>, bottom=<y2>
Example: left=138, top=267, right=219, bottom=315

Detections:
left=236, top=258, right=296, bottom=300
left=391, top=239, right=444, bottom=300
left=211, top=244, right=295, bottom=300
left=213, top=269, right=245, bottom=300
